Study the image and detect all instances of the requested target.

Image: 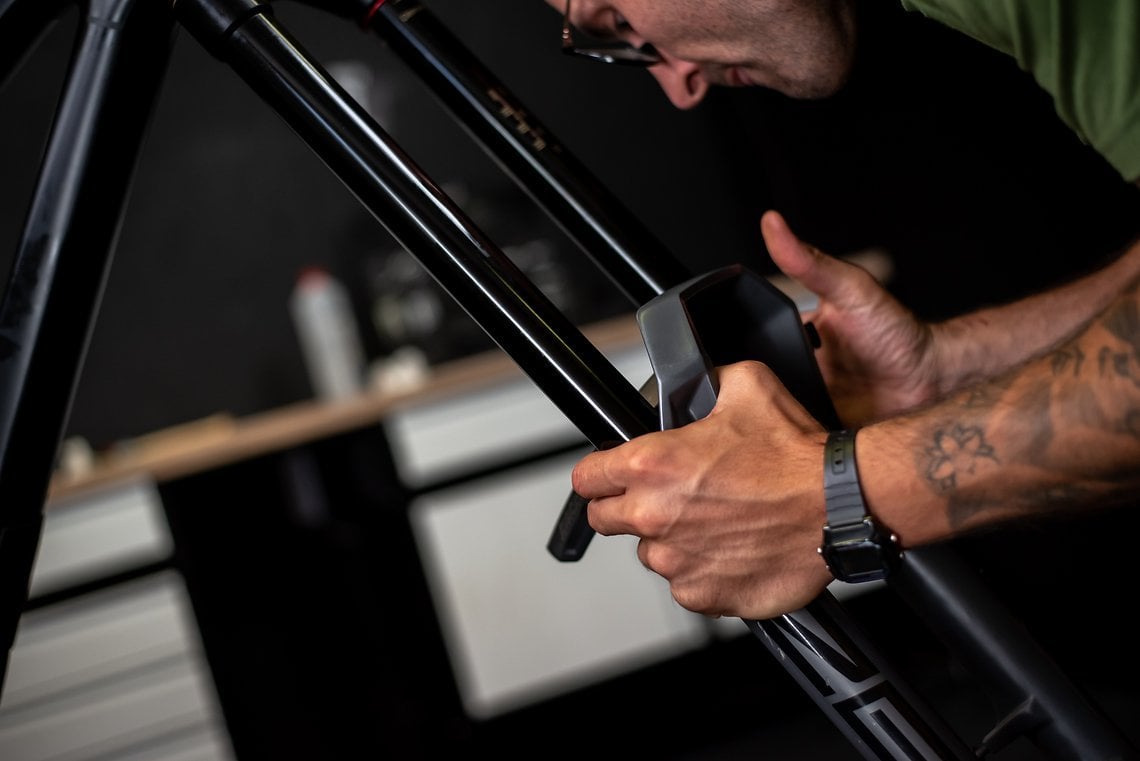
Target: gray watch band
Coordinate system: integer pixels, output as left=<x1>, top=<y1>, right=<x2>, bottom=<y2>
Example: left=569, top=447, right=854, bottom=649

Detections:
left=820, top=429, right=900, bottom=583
left=823, top=429, right=866, bottom=527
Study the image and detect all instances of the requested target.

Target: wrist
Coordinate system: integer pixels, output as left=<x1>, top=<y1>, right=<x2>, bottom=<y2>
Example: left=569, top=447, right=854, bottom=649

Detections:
left=818, top=429, right=901, bottom=583
left=854, top=422, right=951, bottom=548
left=926, top=319, right=973, bottom=399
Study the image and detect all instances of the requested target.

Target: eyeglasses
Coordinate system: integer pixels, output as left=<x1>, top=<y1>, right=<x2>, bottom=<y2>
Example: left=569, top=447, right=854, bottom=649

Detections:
left=560, top=0, right=662, bottom=67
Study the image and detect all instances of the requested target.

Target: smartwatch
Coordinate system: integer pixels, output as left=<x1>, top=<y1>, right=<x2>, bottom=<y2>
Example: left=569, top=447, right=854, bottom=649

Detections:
left=818, top=429, right=900, bottom=583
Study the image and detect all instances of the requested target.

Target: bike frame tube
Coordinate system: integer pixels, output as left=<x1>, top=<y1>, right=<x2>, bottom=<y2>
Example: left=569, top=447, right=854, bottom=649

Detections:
left=893, top=545, right=1138, bottom=758
left=331, top=5, right=1138, bottom=759
left=355, top=0, right=679, bottom=562
left=0, top=0, right=175, bottom=683
left=362, top=0, right=692, bottom=305
left=172, top=0, right=657, bottom=451
left=0, top=1, right=1133, bottom=759
left=171, top=2, right=974, bottom=757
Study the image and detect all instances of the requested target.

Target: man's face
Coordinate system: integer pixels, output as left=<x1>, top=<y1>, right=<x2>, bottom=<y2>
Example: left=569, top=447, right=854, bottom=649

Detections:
left=546, top=0, right=858, bottom=109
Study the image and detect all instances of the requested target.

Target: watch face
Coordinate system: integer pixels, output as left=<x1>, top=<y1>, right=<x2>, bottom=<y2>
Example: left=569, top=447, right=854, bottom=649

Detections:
left=827, top=540, right=890, bottom=583
left=821, top=519, right=898, bottom=583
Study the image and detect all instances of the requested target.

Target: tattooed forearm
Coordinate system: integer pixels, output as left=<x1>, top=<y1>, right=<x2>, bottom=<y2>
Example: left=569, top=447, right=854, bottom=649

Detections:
left=922, top=424, right=999, bottom=494
left=1101, top=288, right=1140, bottom=355
left=1051, top=345, right=1085, bottom=378
left=961, top=374, right=1015, bottom=409
left=961, top=386, right=997, bottom=409
left=900, top=277, right=1140, bottom=538
left=1029, top=483, right=1095, bottom=505
left=940, top=458, right=1097, bottom=528
left=943, top=471, right=1103, bottom=528
left=1095, top=345, right=1140, bottom=387
left=944, top=493, right=985, bottom=529
left=1022, top=378, right=1055, bottom=459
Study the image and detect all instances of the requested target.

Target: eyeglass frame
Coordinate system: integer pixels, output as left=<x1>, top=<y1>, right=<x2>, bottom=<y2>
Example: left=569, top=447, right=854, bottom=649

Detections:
left=560, top=0, right=663, bottom=67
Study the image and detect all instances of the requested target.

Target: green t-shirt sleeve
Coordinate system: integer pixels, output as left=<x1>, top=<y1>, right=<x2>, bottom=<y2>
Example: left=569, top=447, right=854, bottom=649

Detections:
left=900, top=0, right=1140, bottom=182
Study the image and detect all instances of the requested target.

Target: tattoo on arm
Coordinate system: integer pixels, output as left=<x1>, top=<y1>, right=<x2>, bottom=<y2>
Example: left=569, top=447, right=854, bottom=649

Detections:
left=1050, top=345, right=1084, bottom=377
left=923, top=424, right=998, bottom=493
left=961, top=375, right=1014, bottom=408
left=1096, top=346, right=1140, bottom=386
left=918, top=282, right=1140, bottom=530
left=1101, top=283, right=1140, bottom=355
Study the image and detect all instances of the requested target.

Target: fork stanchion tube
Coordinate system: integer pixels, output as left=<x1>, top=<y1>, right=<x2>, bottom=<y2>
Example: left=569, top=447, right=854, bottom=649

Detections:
left=367, top=13, right=1140, bottom=759
left=366, top=0, right=691, bottom=306
left=173, top=4, right=976, bottom=758
left=367, top=0, right=690, bottom=558
left=173, top=0, right=656, bottom=450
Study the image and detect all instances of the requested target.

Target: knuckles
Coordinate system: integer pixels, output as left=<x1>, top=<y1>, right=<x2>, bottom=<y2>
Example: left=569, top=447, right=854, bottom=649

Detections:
left=670, top=582, right=721, bottom=617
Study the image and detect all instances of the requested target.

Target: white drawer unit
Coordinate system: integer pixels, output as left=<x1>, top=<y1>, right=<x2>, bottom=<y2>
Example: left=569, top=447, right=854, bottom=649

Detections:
left=409, top=453, right=711, bottom=719
left=386, top=341, right=654, bottom=487
left=29, top=481, right=172, bottom=598
left=394, top=338, right=718, bottom=718
left=0, top=484, right=235, bottom=761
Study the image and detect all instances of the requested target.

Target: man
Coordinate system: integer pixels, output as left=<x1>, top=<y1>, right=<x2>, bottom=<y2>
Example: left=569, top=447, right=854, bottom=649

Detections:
left=551, top=0, right=1140, bottom=620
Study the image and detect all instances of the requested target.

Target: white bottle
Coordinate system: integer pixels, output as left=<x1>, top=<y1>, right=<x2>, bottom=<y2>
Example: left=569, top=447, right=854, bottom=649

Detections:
left=289, top=267, right=367, bottom=401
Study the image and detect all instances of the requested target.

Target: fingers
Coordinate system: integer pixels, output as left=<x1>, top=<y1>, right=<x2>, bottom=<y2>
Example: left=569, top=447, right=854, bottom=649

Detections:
left=712, top=359, right=770, bottom=396
left=570, top=447, right=625, bottom=500
left=571, top=363, right=794, bottom=503
left=761, top=210, right=819, bottom=281
left=572, top=447, right=643, bottom=538
left=761, top=210, right=869, bottom=308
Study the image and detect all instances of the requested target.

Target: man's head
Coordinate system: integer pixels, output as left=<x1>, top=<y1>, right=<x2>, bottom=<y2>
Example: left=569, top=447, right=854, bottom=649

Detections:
left=548, top=0, right=858, bottom=109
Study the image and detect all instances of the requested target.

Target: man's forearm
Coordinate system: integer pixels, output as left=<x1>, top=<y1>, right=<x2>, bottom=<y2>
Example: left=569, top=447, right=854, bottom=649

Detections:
left=860, top=270, right=1140, bottom=548
left=928, top=234, right=1140, bottom=397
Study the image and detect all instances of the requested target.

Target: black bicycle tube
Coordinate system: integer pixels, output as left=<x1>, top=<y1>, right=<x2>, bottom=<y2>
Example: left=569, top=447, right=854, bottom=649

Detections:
left=365, top=0, right=692, bottom=306
left=170, top=4, right=978, bottom=758
left=172, top=0, right=656, bottom=453
left=363, top=10, right=1140, bottom=758
left=0, top=0, right=175, bottom=688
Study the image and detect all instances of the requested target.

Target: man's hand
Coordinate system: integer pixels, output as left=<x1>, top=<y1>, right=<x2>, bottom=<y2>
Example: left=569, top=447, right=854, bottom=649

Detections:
left=571, top=361, right=833, bottom=621
left=762, top=210, right=942, bottom=425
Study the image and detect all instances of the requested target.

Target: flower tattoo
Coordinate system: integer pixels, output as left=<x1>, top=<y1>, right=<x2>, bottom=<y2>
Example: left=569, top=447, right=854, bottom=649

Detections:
left=925, top=424, right=998, bottom=492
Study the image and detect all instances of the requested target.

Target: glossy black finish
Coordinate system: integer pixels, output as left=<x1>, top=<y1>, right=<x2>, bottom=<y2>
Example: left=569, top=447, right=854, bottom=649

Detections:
left=352, top=0, right=694, bottom=563
left=0, top=0, right=175, bottom=684
left=173, top=0, right=657, bottom=450
left=366, top=0, right=692, bottom=306
left=0, top=3, right=1133, bottom=759
left=637, top=266, right=970, bottom=760
left=166, top=5, right=1140, bottom=759
left=894, top=546, right=1140, bottom=760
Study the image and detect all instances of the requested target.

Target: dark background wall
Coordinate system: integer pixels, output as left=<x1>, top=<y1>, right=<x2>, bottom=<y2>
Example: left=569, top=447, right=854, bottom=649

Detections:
left=1, top=0, right=1138, bottom=448
left=4, top=3, right=1140, bottom=758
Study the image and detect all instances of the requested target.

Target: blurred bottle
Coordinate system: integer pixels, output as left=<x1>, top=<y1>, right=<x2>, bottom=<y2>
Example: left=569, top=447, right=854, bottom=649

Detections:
left=289, top=267, right=367, bottom=401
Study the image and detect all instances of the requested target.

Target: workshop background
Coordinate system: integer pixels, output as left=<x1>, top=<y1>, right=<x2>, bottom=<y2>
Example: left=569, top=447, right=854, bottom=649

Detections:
left=0, top=0, right=1138, bottom=759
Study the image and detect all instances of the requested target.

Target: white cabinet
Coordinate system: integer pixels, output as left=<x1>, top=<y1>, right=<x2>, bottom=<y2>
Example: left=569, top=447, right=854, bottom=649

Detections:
left=391, top=341, right=720, bottom=719
left=0, top=483, right=235, bottom=761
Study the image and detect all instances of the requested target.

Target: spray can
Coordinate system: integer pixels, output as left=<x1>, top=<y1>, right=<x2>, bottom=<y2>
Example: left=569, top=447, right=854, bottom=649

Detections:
left=289, top=267, right=367, bottom=401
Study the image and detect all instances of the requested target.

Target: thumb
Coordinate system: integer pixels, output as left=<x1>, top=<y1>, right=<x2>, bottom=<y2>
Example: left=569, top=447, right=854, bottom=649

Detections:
left=761, top=210, right=846, bottom=301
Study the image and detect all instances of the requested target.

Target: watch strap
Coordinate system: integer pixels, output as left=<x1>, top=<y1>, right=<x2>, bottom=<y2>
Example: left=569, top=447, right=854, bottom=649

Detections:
left=823, top=429, right=866, bottom=527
